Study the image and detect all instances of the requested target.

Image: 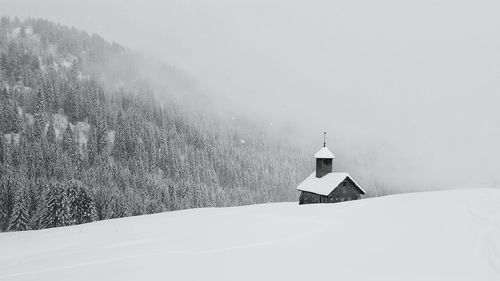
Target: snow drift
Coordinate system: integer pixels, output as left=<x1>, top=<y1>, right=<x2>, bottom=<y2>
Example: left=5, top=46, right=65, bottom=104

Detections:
left=1, top=189, right=500, bottom=281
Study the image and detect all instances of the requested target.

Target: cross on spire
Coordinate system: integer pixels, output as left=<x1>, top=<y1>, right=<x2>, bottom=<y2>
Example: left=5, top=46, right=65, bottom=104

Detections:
left=323, top=132, right=326, bottom=147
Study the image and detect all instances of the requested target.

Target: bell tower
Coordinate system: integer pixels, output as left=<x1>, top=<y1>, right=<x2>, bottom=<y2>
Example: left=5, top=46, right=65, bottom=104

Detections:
left=314, top=132, right=335, bottom=178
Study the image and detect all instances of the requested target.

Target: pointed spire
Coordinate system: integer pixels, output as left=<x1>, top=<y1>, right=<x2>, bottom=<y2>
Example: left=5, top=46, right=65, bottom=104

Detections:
left=315, top=132, right=334, bottom=159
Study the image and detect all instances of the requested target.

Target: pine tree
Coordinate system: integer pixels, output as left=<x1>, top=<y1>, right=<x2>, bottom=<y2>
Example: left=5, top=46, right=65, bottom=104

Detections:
left=31, top=141, right=45, bottom=179
left=0, top=86, right=7, bottom=103
left=0, top=171, right=16, bottom=231
left=8, top=187, right=30, bottom=231
left=65, top=180, right=78, bottom=225
left=69, top=60, right=80, bottom=81
left=1, top=88, right=20, bottom=133
left=46, top=120, right=56, bottom=144
left=40, top=182, right=71, bottom=228
left=0, top=62, right=3, bottom=84
left=87, top=117, right=107, bottom=166
left=206, top=160, right=221, bottom=207
left=33, top=90, right=45, bottom=140
left=87, top=125, right=98, bottom=166
left=43, top=81, right=57, bottom=113
left=64, top=86, right=80, bottom=123
left=0, top=130, right=4, bottom=164
left=0, top=87, right=9, bottom=132
left=77, top=187, right=96, bottom=223
left=0, top=54, right=8, bottom=83
left=2, top=135, right=13, bottom=167
left=66, top=179, right=96, bottom=224
left=112, top=111, right=128, bottom=161
left=94, top=112, right=107, bottom=155
left=44, top=139, right=57, bottom=179
left=9, top=101, right=19, bottom=133
left=13, top=129, right=28, bottom=173
left=62, top=123, right=74, bottom=152
left=30, top=53, right=40, bottom=72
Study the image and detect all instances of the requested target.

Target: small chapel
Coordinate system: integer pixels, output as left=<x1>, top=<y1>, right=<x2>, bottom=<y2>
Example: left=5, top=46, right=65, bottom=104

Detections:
left=297, top=133, right=365, bottom=204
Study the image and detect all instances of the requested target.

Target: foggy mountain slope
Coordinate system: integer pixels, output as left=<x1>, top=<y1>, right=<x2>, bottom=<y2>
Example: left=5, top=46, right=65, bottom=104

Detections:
left=2, top=0, right=499, bottom=192
left=1, top=188, right=500, bottom=281
left=0, top=18, right=311, bottom=232
left=13, top=0, right=500, bottom=195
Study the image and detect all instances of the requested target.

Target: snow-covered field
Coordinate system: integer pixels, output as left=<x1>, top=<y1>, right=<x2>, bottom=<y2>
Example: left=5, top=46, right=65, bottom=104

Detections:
left=1, top=189, right=500, bottom=281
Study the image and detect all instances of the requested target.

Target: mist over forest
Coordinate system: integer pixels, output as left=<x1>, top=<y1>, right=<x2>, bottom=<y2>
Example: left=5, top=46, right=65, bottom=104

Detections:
left=0, top=18, right=311, bottom=231
left=2, top=0, right=498, bottom=193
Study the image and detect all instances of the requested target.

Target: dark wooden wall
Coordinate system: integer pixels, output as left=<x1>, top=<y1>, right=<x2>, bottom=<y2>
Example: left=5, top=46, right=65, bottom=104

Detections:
left=299, top=178, right=362, bottom=205
left=316, top=158, right=332, bottom=178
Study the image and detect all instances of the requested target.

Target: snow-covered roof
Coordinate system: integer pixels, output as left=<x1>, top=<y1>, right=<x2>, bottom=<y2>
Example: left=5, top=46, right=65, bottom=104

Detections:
left=314, top=146, right=335, bottom=159
left=297, top=172, right=366, bottom=196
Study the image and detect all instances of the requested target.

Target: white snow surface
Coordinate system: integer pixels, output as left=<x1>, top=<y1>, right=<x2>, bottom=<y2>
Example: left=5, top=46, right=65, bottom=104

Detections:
left=314, top=146, right=335, bottom=159
left=1, top=189, right=500, bottom=281
left=297, top=171, right=365, bottom=195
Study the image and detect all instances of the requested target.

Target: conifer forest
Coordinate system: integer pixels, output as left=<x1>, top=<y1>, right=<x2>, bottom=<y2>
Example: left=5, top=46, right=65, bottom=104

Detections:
left=0, top=17, right=311, bottom=232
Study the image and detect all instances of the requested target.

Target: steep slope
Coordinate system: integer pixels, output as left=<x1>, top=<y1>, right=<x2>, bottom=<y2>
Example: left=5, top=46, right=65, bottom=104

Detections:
left=1, top=189, right=499, bottom=281
left=0, top=17, right=311, bottom=232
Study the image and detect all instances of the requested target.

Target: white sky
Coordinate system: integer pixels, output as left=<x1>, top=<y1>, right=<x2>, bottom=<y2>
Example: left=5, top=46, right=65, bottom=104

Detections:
left=2, top=0, right=500, bottom=189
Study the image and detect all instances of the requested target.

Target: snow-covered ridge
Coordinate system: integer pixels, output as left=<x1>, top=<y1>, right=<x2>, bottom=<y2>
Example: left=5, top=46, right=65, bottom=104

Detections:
left=1, top=189, right=500, bottom=281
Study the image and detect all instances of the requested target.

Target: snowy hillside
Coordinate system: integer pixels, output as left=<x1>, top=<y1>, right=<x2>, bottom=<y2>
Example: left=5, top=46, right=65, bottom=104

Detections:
left=1, top=189, right=500, bottom=281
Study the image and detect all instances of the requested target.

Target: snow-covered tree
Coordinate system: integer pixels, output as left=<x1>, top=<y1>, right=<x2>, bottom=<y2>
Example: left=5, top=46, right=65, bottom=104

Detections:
left=61, top=123, right=78, bottom=165
left=0, top=130, right=4, bottom=164
left=0, top=171, right=16, bottom=231
left=40, top=182, right=71, bottom=229
left=46, top=120, right=56, bottom=144
left=8, top=187, right=30, bottom=231
left=62, top=123, right=73, bottom=151
left=33, top=90, right=45, bottom=140
left=64, top=86, right=80, bottom=124
left=112, top=111, right=128, bottom=161
left=43, top=81, right=58, bottom=113
left=30, top=141, right=45, bottom=179
left=0, top=54, right=7, bottom=82
left=0, top=87, right=19, bottom=133
left=66, top=180, right=96, bottom=224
